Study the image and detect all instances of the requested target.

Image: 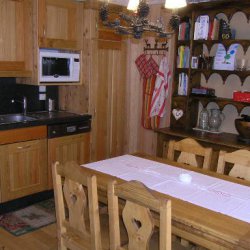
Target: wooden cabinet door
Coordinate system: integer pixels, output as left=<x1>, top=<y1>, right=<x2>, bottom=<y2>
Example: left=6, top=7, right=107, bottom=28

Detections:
left=0, top=139, right=47, bottom=202
left=38, top=0, right=83, bottom=49
left=0, top=0, right=32, bottom=77
left=47, top=133, right=90, bottom=189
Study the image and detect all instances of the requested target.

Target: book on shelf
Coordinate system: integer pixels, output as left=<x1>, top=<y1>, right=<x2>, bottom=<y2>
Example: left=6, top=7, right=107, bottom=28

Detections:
left=194, top=15, right=209, bottom=40
left=213, top=43, right=239, bottom=70
left=177, top=46, right=190, bottom=68
left=211, top=17, right=220, bottom=40
left=178, top=22, right=190, bottom=40
left=178, top=73, right=188, bottom=96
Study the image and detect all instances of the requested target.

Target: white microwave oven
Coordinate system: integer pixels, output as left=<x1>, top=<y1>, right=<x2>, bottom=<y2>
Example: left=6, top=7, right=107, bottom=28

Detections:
left=39, top=49, right=80, bottom=83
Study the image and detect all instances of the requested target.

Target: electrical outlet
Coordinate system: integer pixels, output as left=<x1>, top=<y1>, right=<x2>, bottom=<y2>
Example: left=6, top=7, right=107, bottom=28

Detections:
left=39, top=94, right=46, bottom=100
left=39, top=86, right=46, bottom=92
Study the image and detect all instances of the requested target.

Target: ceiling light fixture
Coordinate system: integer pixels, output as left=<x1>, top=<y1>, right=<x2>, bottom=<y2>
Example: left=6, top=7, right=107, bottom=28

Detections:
left=165, top=0, right=187, bottom=9
left=127, top=0, right=140, bottom=11
left=99, top=0, right=176, bottom=39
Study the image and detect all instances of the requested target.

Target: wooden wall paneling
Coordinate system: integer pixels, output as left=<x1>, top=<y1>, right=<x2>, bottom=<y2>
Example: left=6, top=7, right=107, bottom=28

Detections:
left=95, top=48, right=112, bottom=160
left=59, top=4, right=89, bottom=114
left=92, top=45, right=126, bottom=160
left=110, top=43, right=127, bottom=157
left=125, top=38, right=158, bottom=155
left=125, top=5, right=174, bottom=156
left=59, top=4, right=174, bottom=159
left=126, top=40, right=144, bottom=153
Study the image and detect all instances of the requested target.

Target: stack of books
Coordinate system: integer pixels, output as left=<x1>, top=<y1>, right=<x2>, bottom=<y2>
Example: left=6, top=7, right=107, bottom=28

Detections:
left=191, top=87, right=215, bottom=96
left=194, top=16, right=229, bottom=40
left=178, top=22, right=190, bottom=40
left=177, top=46, right=190, bottom=68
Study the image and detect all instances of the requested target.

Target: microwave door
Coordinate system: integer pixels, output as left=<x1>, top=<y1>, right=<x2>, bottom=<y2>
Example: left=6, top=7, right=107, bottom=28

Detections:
left=42, top=57, right=70, bottom=81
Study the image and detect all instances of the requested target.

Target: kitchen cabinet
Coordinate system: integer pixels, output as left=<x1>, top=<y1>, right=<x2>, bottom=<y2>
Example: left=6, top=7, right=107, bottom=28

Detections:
left=0, top=137, right=47, bottom=202
left=0, top=0, right=32, bottom=77
left=47, top=132, right=90, bottom=188
left=37, top=0, right=83, bottom=50
left=17, top=0, right=84, bottom=85
left=0, top=126, right=47, bottom=202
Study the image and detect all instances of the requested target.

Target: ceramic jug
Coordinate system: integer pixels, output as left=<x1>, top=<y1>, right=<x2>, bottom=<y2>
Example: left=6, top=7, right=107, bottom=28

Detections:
left=198, top=107, right=209, bottom=130
left=209, top=109, right=225, bottom=132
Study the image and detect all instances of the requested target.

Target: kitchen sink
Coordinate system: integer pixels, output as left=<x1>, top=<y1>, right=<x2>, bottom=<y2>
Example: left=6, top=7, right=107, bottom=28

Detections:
left=0, top=114, right=37, bottom=125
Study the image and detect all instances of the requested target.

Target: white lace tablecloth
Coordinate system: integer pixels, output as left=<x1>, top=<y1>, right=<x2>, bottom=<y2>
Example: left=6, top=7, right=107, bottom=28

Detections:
left=83, top=155, right=250, bottom=223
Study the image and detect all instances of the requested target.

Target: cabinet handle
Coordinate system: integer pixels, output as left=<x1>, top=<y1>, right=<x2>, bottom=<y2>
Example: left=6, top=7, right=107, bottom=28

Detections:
left=17, top=145, right=31, bottom=150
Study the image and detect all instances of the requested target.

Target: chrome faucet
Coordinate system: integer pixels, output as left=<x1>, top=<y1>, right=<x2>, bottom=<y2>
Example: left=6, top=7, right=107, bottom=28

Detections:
left=11, top=96, right=27, bottom=115
left=23, top=96, right=27, bottom=116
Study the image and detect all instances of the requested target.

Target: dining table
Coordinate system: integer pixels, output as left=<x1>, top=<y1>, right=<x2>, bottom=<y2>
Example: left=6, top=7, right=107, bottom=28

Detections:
left=81, top=153, right=250, bottom=250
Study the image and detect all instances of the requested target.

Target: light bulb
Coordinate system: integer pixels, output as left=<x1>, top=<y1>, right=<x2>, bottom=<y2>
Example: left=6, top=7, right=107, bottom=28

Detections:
left=127, top=0, right=139, bottom=11
left=165, top=0, right=187, bottom=9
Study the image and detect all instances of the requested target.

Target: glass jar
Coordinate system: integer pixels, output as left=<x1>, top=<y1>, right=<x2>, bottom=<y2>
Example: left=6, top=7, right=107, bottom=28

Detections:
left=209, top=109, right=225, bottom=132
left=198, top=107, right=209, bottom=130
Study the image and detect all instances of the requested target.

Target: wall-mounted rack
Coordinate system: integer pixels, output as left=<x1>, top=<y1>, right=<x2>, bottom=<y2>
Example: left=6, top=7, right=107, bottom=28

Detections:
left=143, top=39, right=168, bottom=55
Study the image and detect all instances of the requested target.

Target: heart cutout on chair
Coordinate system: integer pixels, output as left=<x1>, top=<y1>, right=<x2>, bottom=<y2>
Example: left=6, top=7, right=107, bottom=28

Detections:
left=133, top=218, right=142, bottom=230
left=172, top=109, right=184, bottom=120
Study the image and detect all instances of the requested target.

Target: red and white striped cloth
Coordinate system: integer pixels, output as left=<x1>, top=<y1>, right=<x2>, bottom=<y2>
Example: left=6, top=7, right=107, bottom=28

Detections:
left=150, top=56, right=171, bottom=117
left=135, top=54, right=159, bottom=79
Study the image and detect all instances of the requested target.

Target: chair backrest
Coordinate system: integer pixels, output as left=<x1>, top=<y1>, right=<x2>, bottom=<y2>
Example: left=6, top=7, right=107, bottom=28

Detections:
left=52, top=161, right=102, bottom=250
left=167, top=138, right=212, bottom=169
left=217, top=149, right=250, bottom=181
left=108, top=180, right=171, bottom=250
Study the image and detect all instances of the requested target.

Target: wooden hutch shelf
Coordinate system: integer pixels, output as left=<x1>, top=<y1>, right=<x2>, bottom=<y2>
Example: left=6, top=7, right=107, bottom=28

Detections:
left=155, top=127, right=250, bottom=170
left=189, top=96, right=250, bottom=113
left=156, top=0, right=250, bottom=170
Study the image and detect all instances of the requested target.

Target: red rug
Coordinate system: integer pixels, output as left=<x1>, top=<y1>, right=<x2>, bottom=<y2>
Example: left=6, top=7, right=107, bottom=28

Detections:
left=0, top=199, right=56, bottom=236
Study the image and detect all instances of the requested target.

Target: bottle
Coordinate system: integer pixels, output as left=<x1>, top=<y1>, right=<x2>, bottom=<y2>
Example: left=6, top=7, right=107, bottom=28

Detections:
left=198, top=107, right=209, bottom=130
left=48, top=98, right=55, bottom=112
left=209, top=108, right=225, bottom=132
left=198, top=54, right=204, bottom=69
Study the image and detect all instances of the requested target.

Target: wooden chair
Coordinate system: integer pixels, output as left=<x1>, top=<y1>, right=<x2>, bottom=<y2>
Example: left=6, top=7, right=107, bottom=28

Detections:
left=108, top=180, right=172, bottom=250
left=217, top=149, right=250, bottom=181
left=167, top=138, right=212, bottom=248
left=52, top=161, right=105, bottom=250
left=167, top=138, right=212, bottom=170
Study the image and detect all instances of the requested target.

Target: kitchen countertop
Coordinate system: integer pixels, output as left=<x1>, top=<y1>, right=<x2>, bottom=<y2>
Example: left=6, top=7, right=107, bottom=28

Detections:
left=0, top=111, right=92, bottom=131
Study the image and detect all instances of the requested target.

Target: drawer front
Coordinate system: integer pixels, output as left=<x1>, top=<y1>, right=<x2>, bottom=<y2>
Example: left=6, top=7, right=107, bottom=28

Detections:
left=0, top=126, right=47, bottom=145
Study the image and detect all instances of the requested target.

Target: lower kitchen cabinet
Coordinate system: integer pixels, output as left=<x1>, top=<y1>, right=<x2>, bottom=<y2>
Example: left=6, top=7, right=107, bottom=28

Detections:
left=47, top=132, right=90, bottom=189
left=0, top=139, right=48, bottom=202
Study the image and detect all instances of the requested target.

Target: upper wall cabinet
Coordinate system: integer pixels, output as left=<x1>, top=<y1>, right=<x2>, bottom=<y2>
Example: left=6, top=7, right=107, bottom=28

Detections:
left=37, top=0, right=83, bottom=50
left=0, top=0, right=32, bottom=77
left=16, top=0, right=84, bottom=85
